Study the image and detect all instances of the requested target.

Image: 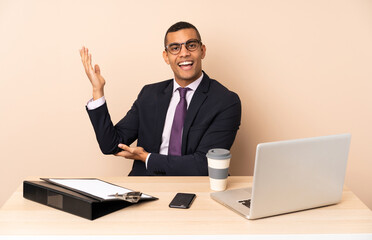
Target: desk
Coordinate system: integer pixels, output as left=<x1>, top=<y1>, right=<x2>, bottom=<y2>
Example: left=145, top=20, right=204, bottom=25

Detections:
left=0, top=176, right=372, bottom=239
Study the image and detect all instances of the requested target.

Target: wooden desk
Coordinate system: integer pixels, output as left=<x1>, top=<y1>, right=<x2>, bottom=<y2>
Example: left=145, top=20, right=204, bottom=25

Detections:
left=0, top=176, right=372, bottom=237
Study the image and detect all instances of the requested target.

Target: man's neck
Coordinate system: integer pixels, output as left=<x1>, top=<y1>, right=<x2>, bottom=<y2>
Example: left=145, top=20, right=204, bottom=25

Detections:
left=174, top=72, right=203, bottom=88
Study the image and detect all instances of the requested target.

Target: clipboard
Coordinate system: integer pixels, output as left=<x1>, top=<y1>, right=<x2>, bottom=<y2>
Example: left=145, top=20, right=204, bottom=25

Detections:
left=23, top=178, right=158, bottom=220
left=40, top=178, right=157, bottom=202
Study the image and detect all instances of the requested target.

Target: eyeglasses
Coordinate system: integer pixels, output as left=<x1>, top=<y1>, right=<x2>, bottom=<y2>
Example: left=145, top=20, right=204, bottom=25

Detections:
left=165, top=39, right=202, bottom=55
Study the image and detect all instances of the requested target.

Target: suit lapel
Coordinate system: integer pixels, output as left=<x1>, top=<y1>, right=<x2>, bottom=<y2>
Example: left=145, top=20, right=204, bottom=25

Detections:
left=154, top=80, right=173, bottom=152
left=181, top=73, right=211, bottom=154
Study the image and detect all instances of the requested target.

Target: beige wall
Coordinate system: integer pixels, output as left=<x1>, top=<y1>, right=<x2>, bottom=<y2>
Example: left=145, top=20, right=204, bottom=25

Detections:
left=1, top=0, right=371, bottom=209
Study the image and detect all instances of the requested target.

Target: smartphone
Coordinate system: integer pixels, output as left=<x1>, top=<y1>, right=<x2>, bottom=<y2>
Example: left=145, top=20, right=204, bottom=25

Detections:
left=169, top=193, right=196, bottom=209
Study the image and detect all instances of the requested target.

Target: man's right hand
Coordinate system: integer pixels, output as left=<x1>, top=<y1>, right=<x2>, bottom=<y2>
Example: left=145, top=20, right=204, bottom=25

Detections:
left=80, top=46, right=106, bottom=100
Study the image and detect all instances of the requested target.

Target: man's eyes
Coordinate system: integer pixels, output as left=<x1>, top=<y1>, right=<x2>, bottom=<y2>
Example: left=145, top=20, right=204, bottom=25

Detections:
left=170, top=45, right=180, bottom=51
left=188, top=43, right=197, bottom=48
left=167, top=40, right=199, bottom=53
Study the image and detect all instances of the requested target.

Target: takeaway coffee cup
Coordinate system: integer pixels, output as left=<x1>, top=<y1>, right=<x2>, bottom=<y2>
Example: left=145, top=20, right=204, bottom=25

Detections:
left=206, top=148, right=231, bottom=191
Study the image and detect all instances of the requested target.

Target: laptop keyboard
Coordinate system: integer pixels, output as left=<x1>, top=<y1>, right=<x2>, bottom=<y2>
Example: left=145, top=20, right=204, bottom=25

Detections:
left=238, top=199, right=251, bottom=208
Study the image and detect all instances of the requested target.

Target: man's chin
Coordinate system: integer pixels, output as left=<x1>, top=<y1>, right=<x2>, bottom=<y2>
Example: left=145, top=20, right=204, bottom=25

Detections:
left=175, top=71, right=202, bottom=82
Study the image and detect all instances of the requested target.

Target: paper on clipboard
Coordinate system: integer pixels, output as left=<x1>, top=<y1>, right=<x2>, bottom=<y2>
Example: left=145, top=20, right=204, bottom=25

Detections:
left=42, top=178, right=153, bottom=201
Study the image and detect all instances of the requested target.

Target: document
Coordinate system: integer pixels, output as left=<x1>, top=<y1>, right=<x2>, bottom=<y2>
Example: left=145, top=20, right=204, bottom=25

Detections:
left=43, top=178, right=153, bottom=201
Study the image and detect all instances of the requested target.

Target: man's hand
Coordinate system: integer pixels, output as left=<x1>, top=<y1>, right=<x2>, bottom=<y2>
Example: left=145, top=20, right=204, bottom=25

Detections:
left=79, top=46, right=106, bottom=100
left=115, top=144, right=149, bottom=163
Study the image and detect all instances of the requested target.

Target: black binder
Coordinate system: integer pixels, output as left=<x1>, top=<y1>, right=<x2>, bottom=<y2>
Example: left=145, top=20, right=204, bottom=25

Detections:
left=23, top=180, right=157, bottom=220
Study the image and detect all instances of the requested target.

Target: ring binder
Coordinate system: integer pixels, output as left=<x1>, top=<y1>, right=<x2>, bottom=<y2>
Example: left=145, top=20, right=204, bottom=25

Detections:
left=23, top=179, right=157, bottom=220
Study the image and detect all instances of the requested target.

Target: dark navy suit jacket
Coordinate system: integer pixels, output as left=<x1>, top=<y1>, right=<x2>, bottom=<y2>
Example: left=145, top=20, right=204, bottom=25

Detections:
left=87, top=72, right=241, bottom=176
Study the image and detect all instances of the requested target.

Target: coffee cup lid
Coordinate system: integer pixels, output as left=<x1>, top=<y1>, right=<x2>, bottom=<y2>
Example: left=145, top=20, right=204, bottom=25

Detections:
left=206, top=148, right=231, bottom=160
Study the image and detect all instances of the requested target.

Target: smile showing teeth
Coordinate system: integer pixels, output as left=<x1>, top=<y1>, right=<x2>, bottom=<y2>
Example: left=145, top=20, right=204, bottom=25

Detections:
left=178, top=61, right=193, bottom=66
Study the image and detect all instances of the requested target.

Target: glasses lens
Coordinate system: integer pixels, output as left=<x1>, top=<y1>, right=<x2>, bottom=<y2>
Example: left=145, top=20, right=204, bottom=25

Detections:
left=186, top=40, right=200, bottom=51
left=167, top=40, right=200, bottom=55
left=168, top=43, right=181, bottom=54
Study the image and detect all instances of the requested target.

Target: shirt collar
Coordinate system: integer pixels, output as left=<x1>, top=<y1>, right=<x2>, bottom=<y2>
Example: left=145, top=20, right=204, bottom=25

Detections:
left=172, top=72, right=204, bottom=92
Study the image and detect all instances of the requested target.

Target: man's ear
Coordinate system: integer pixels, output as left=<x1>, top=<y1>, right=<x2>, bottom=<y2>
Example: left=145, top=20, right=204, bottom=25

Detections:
left=163, top=51, right=170, bottom=64
left=201, top=44, right=206, bottom=59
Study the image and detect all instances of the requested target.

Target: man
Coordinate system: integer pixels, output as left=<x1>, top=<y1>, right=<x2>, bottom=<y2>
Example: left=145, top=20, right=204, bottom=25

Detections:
left=80, top=21, right=241, bottom=176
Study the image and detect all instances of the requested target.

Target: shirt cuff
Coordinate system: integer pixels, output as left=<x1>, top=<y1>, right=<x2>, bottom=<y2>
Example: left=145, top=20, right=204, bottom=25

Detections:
left=145, top=153, right=151, bottom=169
left=86, top=96, right=106, bottom=110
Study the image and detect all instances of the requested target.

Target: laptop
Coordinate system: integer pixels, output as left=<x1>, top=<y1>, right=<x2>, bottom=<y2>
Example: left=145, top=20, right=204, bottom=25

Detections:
left=210, top=133, right=351, bottom=220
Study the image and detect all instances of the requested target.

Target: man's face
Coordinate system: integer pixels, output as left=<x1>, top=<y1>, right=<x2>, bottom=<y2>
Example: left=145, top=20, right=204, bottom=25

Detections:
left=163, top=28, right=206, bottom=86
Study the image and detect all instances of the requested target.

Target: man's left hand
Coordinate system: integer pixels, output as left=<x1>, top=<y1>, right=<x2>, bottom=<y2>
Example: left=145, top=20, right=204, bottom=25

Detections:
left=115, top=144, right=149, bottom=163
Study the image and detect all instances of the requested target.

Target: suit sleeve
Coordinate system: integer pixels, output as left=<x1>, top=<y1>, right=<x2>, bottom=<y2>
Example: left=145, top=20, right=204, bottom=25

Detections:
left=146, top=93, right=241, bottom=176
left=86, top=88, right=144, bottom=155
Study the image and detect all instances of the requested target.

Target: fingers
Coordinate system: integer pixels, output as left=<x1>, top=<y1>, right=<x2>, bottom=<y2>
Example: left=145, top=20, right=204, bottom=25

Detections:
left=95, top=64, right=100, bottom=75
left=114, top=151, right=129, bottom=157
left=116, top=145, right=135, bottom=159
left=80, top=46, right=87, bottom=62
left=88, top=51, right=92, bottom=69
left=118, top=144, right=144, bottom=155
left=80, top=46, right=93, bottom=73
left=116, top=144, right=147, bottom=162
left=118, top=144, right=133, bottom=153
left=79, top=47, right=85, bottom=64
left=80, top=46, right=87, bottom=69
left=85, top=48, right=92, bottom=71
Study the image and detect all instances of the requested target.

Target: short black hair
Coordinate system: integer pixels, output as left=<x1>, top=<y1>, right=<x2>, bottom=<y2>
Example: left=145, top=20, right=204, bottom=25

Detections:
left=164, top=21, right=202, bottom=48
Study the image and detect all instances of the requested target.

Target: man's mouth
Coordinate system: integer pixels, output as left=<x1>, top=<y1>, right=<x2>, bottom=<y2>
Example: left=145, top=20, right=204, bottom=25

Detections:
left=178, top=61, right=194, bottom=70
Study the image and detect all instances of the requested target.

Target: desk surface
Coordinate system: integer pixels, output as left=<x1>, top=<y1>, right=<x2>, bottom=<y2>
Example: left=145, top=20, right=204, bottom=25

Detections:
left=0, top=176, right=372, bottom=236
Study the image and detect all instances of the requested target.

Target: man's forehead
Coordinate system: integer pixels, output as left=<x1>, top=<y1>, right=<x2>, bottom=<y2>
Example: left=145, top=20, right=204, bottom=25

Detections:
left=166, top=28, right=198, bottom=43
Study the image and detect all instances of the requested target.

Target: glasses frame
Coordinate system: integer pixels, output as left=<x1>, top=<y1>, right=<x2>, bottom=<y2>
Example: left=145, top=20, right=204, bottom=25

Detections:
left=165, top=39, right=202, bottom=55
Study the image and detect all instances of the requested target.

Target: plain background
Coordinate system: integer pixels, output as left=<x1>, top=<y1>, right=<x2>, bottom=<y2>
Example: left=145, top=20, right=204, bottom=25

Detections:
left=0, top=0, right=371, bottom=210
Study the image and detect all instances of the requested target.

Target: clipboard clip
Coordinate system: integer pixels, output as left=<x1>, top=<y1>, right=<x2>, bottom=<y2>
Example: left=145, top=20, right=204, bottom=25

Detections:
left=108, top=192, right=142, bottom=203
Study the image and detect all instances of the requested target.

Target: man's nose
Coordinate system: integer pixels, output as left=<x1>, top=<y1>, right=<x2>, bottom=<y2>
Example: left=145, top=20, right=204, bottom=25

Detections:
left=179, top=44, right=191, bottom=57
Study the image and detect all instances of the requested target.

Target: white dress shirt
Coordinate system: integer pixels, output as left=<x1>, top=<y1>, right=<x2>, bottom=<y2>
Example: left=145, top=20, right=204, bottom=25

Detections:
left=86, top=73, right=203, bottom=168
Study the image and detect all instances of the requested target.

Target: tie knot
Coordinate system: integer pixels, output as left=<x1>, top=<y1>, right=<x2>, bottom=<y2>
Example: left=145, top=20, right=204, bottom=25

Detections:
left=177, top=87, right=190, bottom=98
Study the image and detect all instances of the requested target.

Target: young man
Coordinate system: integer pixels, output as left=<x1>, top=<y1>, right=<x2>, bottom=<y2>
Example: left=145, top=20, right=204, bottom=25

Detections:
left=80, top=22, right=241, bottom=176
